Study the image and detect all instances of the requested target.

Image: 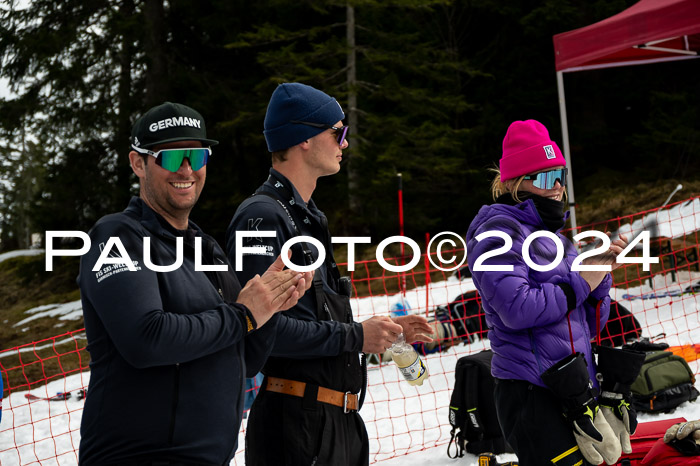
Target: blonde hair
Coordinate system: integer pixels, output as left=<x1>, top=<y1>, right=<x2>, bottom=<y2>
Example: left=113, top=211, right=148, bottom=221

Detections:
left=489, top=166, right=526, bottom=202
left=488, top=166, right=568, bottom=203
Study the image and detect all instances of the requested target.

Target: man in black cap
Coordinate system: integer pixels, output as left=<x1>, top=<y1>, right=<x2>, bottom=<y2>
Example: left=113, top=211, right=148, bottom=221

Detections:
left=78, top=102, right=311, bottom=465
left=226, top=83, right=432, bottom=465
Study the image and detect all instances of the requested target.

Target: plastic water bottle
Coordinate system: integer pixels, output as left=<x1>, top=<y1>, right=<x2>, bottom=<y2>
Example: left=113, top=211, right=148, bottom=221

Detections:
left=390, top=333, right=429, bottom=386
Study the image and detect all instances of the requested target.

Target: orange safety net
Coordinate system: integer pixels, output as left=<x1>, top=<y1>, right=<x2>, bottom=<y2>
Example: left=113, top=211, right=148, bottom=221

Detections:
left=1, top=196, right=699, bottom=464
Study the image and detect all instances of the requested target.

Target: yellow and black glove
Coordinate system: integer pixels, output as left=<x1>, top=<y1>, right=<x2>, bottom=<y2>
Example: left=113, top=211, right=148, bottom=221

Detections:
left=542, top=353, right=622, bottom=465
left=596, top=346, right=646, bottom=454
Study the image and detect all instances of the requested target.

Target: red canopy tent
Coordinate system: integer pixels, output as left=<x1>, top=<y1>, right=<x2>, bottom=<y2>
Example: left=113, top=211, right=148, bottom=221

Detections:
left=552, top=0, right=700, bottom=231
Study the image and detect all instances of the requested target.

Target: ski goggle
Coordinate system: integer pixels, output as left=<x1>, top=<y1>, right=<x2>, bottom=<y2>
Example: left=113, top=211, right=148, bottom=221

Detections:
left=523, top=168, right=567, bottom=190
left=290, top=120, right=349, bottom=146
left=131, top=145, right=211, bottom=172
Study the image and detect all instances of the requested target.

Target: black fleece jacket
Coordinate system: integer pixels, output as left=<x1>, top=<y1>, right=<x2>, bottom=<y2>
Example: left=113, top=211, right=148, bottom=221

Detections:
left=78, top=197, right=274, bottom=465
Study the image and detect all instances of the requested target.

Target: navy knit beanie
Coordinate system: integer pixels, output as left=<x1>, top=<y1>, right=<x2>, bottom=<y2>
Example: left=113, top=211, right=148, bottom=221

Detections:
left=263, top=83, right=345, bottom=152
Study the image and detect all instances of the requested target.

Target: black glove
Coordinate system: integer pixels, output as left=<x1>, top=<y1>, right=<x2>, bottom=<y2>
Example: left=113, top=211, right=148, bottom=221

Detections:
left=596, top=346, right=646, bottom=454
left=542, top=353, right=621, bottom=465
left=663, top=420, right=700, bottom=455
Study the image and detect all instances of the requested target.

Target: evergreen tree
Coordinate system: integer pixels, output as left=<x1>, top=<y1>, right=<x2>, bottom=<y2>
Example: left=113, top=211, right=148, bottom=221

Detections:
left=0, top=120, right=50, bottom=250
left=0, top=0, right=156, bottom=245
left=226, top=0, right=477, bottom=238
left=0, top=0, right=696, bottom=251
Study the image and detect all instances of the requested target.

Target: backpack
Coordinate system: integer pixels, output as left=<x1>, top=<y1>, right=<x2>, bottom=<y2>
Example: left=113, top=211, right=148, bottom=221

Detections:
left=448, top=350, right=512, bottom=458
left=630, top=351, right=699, bottom=413
left=435, top=291, right=488, bottom=344
left=597, top=300, right=642, bottom=347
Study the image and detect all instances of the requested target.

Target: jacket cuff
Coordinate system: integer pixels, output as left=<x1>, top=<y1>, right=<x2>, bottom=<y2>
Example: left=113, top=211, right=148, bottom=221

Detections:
left=558, top=283, right=577, bottom=311
left=343, top=322, right=364, bottom=353
left=559, top=271, right=591, bottom=309
left=243, top=306, right=258, bottom=333
left=590, top=273, right=612, bottom=300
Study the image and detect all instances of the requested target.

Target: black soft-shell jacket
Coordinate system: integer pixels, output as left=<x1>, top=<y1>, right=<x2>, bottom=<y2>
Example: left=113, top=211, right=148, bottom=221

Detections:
left=226, top=169, right=364, bottom=392
left=78, top=197, right=274, bottom=465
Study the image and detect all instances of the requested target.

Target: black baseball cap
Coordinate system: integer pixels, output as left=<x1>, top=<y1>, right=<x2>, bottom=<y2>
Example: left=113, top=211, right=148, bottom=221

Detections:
left=131, top=102, right=219, bottom=149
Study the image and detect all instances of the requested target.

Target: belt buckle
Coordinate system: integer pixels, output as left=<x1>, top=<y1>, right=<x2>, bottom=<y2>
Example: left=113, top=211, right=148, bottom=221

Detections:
left=343, top=391, right=355, bottom=414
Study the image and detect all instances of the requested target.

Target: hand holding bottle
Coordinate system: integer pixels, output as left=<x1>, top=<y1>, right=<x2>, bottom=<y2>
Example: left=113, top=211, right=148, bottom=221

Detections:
left=390, top=333, right=429, bottom=386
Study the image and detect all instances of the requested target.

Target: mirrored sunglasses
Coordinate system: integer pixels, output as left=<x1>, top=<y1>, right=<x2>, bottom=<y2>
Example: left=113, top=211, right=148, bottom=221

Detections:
left=523, top=168, right=567, bottom=190
left=131, top=145, right=211, bottom=172
left=290, top=120, right=349, bottom=146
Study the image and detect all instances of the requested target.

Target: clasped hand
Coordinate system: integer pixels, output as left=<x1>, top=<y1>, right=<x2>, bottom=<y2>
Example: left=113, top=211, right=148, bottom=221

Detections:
left=579, top=233, right=629, bottom=291
left=237, top=252, right=313, bottom=327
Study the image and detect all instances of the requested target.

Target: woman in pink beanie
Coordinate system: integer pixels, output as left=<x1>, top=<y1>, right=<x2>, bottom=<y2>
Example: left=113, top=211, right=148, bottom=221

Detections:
left=466, top=120, right=636, bottom=466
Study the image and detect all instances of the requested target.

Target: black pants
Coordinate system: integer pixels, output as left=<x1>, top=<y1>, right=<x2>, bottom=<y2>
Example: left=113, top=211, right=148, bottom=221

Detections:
left=494, top=378, right=592, bottom=466
left=245, top=388, right=369, bottom=466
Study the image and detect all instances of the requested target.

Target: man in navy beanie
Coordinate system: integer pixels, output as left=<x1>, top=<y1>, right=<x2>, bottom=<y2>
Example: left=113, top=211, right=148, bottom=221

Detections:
left=226, top=83, right=431, bottom=465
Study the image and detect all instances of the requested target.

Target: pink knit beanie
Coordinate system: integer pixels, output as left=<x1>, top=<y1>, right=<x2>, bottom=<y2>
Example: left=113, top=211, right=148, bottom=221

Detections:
left=500, top=120, right=566, bottom=181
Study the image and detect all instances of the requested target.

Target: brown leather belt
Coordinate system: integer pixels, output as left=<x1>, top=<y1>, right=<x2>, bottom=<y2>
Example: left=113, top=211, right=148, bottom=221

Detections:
left=264, top=376, right=359, bottom=413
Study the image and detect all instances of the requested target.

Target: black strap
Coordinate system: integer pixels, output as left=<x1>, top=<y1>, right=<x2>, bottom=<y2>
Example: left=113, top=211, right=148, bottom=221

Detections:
left=464, top=363, right=485, bottom=436
left=266, top=173, right=311, bottom=227
left=253, top=190, right=303, bottom=236
left=448, top=369, right=492, bottom=458
left=447, top=427, right=464, bottom=458
left=265, top=173, right=342, bottom=284
left=358, top=353, right=367, bottom=410
left=253, top=190, right=331, bottom=321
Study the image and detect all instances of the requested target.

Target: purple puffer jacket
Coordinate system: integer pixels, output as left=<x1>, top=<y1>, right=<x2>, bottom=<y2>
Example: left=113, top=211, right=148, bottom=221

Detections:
left=466, top=199, right=612, bottom=388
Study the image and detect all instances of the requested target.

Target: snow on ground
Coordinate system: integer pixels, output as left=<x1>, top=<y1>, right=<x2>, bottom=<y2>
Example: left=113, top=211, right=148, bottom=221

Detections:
left=615, top=197, right=700, bottom=241
left=1, top=271, right=700, bottom=465
left=0, top=249, right=44, bottom=264
left=0, top=333, right=87, bottom=361
left=610, top=270, right=700, bottom=349
left=13, top=301, right=83, bottom=329
left=351, top=272, right=477, bottom=321
left=1, top=374, right=88, bottom=466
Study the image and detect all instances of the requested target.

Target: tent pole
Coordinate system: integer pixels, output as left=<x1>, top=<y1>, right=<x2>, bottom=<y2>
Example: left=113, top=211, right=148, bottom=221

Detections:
left=556, top=70, right=578, bottom=234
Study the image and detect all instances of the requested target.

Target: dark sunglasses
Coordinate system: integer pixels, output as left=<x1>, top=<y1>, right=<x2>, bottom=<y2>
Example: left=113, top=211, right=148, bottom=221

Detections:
left=131, top=145, right=211, bottom=172
left=290, top=120, right=349, bottom=146
left=523, top=168, right=567, bottom=190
